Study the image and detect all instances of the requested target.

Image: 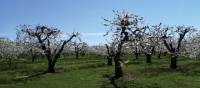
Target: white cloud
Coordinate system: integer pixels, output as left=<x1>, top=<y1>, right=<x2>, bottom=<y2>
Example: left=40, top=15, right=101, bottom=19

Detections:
left=81, top=32, right=104, bottom=36
left=0, top=33, right=7, bottom=36
left=60, top=32, right=105, bottom=40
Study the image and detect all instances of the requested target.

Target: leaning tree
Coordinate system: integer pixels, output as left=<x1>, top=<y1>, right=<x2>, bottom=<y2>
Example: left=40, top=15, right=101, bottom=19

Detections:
left=104, top=10, right=145, bottom=78
left=18, top=25, right=78, bottom=72
left=162, top=26, right=195, bottom=69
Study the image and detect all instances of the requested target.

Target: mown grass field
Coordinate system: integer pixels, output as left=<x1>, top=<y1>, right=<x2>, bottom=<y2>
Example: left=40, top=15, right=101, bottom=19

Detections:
left=1, top=54, right=200, bottom=88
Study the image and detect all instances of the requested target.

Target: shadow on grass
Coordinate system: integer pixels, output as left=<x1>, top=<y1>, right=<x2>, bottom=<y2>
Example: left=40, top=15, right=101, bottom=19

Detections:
left=102, top=73, right=136, bottom=88
left=13, top=71, right=47, bottom=82
left=61, top=62, right=106, bottom=72
left=102, top=73, right=120, bottom=88
left=177, top=62, right=200, bottom=76
left=134, top=61, right=200, bottom=78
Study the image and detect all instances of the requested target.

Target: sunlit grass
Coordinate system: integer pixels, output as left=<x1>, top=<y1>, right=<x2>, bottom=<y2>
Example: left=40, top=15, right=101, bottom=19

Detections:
left=1, top=54, right=200, bottom=88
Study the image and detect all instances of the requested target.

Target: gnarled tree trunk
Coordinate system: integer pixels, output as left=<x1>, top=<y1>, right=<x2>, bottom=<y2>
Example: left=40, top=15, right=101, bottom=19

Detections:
left=107, top=56, right=112, bottom=65
left=135, top=52, right=139, bottom=60
left=134, top=47, right=139, bottom=60
left=114, top=41, right=124, bottom=79
left=170, top=55, right=177, bottom=69
left=157, top=52, right=161, bottom=59
left=75, top=51, right=79, bottom=59
left=114, top=52, right=123, bottom=79
left=163, top=52, right=167, bottom=56
left=47, top=59, right=55, bottom=73
left=105, top=44, right=113, bottom=66
left=145, top=53, right=152, bottom=63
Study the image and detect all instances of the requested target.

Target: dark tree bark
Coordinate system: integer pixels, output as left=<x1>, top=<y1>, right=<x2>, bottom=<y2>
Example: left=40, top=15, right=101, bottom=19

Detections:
left=162, top=26, right=191, bottom=69
left=46, top=35, right=76, bottom=73
left=107, top=56, right=112, bottom=65
left=114, top=52, right=123, bottom=79
left=74, top=43, right=83, bottom=59
left=8, top=58, right=12, bottom=69
left=30, top=48, right=36, bottom=63
left=21, top=25, right=77, bottom=73
left=31, top=55, right=36, bottom=62
left=47, top=58, right=55, bottom=72
left=135, top=52, right=139, bottom=60
left=157, top=52, right=161, bottom=59
left=170, top=55, right=177, bottom=69
left=75, top=47, right=79, bottom=59
left=105, top=44, right=113, bottom=66
left=145, top=53, right=152, bottom=63
left=103, top=11, right=143, bottom=79
left=140, top=43, right=153, bottom=64
left=76, top=51, right=79, bottom=59
left=163, top=52, right=167, bottom=56
left=134, top=47, right=139, bottom=60
left=138, top=50, right=141, bottom=56
left=152, top=46, right=156, bottom=55
left=113, top=41, right=124, bottom=79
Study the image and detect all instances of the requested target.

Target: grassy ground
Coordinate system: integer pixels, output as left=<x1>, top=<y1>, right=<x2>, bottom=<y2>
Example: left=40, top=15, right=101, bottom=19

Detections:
left=0, top=54, right=200, bottom=88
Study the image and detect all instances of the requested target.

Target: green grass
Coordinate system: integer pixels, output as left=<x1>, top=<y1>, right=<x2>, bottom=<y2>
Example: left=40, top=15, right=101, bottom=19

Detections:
left=1, top=54, right=200, bottom=88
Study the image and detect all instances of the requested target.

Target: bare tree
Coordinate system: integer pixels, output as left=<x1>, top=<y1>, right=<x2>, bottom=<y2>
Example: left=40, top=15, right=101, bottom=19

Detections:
left=80, top=42, right=89, bottom=56
left=162, top=26, right=194, bottom=69
left=128, top=35, right=142, bottom=60
left=19, top=25, right=78, bottom=72
left=104, top=10, right=144, bottom=78
left=150, top=23, right=164, bottom=59
left=105, top=43, right=115, bottom=65
left=137, top=27, right=154, bottom=63
left=72, top=41, right=83, bottom=59
left=139, top=23, right=163, bottom=63
left=16, top=29, right=41, bottom=62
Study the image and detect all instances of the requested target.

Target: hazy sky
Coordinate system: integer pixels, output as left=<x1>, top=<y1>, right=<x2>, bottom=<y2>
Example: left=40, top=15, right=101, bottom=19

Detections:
left=0, top=0, right=200, bottom=45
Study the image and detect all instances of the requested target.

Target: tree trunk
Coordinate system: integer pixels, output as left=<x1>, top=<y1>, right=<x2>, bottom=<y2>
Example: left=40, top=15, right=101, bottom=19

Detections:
left=8, top=58, right=12, bottom=69
left=157, top=52, right=161, bottom=59
left=107, top=56, right=112, bottom=65
left=47, top=59, right=55, bottom=73
left=135, top=52, right=139, bottom=59
left=134, top=47, right=139, bottom=59
left=152, top=46, right=156, bottom=55
left=30, top=48, right=36, bottom=63
left=105, top=44, right=113, bottom=66
left=170, top=55, right=177, bottom=69
left=145, top=53, right=152, bottom=63
left=48, top=65, right=55, bottom=73
left=113, top=35, right=124, bottom=79
left=138, top=50, right=141, bottom=56
left=163, top=52, right=167, bottom=56
left=81, top=52, right=85, bottom=56
left=115, top=56, right=123, bottom=78
left=31, top=54, right=36, bottom=62
left=114, top=53, right=123, bottom=79
left=76, top=51, right=79, bottom=59
left=48, top=63, right=55, bottom=73
left=115, top=61, right=122, bottom=79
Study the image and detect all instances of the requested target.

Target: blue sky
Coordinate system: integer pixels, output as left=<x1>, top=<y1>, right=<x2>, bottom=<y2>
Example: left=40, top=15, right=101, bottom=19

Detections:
left=0, top=0, right=200, bottom=45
